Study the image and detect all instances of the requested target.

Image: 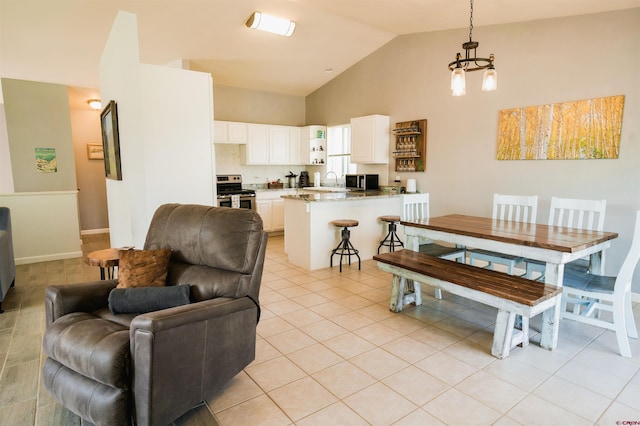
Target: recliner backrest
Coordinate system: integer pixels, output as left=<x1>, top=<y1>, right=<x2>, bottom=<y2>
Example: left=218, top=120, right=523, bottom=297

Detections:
left=144, top=204, right=267, bottom=303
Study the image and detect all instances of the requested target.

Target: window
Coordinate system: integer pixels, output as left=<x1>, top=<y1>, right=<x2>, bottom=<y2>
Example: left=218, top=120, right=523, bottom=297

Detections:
left=326, top=124, right=356, bottom=179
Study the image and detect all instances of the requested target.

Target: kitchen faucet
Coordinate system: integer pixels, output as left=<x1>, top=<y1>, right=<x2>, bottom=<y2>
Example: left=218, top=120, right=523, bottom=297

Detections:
left=325, top=171, right=338, bottom=186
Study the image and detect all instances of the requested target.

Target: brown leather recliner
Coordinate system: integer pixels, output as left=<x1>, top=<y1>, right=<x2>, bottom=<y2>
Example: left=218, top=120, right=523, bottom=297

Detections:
left=42, top=204, right=268, bottom=425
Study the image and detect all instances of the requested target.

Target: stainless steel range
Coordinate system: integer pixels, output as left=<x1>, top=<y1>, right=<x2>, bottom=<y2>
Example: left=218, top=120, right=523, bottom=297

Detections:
left=216, top=174, right=256, bottom=210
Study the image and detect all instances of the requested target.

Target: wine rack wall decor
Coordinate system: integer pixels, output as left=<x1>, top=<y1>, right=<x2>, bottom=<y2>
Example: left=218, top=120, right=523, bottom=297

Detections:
left=393, top=119, right=427, bottom=172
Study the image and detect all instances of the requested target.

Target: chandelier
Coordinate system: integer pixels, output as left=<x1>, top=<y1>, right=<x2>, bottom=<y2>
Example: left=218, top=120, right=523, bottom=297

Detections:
left=448, top=0, right=497, bottom=96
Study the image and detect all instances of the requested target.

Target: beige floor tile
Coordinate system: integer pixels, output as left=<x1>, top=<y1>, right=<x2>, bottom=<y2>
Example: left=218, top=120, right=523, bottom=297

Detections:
left=245, top=356, right=306, bottom=392
left=310, top=301, right=352, bottom=319
left=207, top=371, right=264, bottom=414
left=300, top=319, right=347, bottom=342
left=335, top=294, right=374, bottom=310
left=597, top=401, right=640, bottom=425
left=615, top=381, right=640, bottom=410
left=279, top=308, right=325, bottom=327
left=506, top=394, right=592, bottom=426
left=414, top=352, right=477, bottom=386
left=354, top=322, right=404, bottom=346
left=482, top=356, right=551, bottom=392
left=323, top=333, right=376, bottom=359
left=4, top=333, right=42, bottom=367
left=296, top=401, right=368, bottom=426
left=312, top=361, right=377, bottom=399
left=290, top=292, right=331, bottom=308
left=554, top=358, right=628, bottom=399
left=215, top=394, right=290, bottom=426
left=266, top=328, right=316, bottom=354
left=392, top=408, right=446, bottom=425
left=432, top=315, right=485, bottom=338
left=382, top=335, right=438, bottom=364
left=344, top=382, right=417, bottom=426
left=350, top=347, right=409, bottom=380
left=287, top=343, right=343, bottom=374
left=443, top=339, right=497, bottom=369
left=330, top=311, right=376, bottom=331
left=533, top=375, right=612, bottom=422
left=356, top=303, right=397, bottom=321
left=408, top=324, right=462, bottom=350
left=257, top=316, right=296, bottom=338
left=455, top=370, right=527, bottom=414
left=264, top=299, right=305, bottom=315
left=423, top=388, right=502, bottom=425
left=380, top=314, right=428, bottom=335
left=252, top=339, right=282, bottom=365
left=268, top=376, right=337, bottom=421
left=382, top=366, right=450, bottom=406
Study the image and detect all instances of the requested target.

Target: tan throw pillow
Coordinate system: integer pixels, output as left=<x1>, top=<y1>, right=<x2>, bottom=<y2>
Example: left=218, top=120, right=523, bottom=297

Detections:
left=116, top=249, right=172, bottom=289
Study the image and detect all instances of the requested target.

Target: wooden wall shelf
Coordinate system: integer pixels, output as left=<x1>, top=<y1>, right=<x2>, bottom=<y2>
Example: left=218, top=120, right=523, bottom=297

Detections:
left=393, top=119, right=427, bottom=172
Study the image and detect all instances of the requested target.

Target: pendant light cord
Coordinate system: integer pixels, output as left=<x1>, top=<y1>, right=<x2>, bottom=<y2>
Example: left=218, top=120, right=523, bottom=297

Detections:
left=468, top=0, right=474, bottom=42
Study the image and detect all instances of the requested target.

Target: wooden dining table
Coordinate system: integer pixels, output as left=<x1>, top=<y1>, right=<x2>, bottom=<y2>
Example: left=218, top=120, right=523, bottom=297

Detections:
left=401, top=214, right=618, bottom=350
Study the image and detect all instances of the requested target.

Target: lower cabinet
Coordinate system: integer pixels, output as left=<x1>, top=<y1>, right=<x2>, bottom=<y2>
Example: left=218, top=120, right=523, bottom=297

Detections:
left=256, top=191, right=290, bottom=232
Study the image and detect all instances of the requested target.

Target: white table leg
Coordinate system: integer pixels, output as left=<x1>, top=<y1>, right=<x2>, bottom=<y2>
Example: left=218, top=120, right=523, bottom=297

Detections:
left=540, top=262, right=564, bottom=350
left=492, top=310, right=516, bottom=359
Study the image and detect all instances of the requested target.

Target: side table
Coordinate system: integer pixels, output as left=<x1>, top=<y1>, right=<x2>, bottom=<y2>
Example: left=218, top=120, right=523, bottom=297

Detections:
left=85, top=248, right=121, bottom=280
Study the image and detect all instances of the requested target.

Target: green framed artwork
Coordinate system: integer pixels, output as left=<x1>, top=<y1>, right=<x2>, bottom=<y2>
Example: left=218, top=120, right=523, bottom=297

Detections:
left=35, top=148, right=57, bottom=172
left=497, top=95, right=624, bottom=160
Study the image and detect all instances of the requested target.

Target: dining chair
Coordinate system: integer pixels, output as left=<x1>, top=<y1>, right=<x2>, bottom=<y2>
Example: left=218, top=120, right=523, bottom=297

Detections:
left=561, top=210, right=639, bottom=357
left=468, top=193, right=538, bottom=274
left=526, top=197, right=607, bottom=280
left=402, top=193, right=466, bottom=299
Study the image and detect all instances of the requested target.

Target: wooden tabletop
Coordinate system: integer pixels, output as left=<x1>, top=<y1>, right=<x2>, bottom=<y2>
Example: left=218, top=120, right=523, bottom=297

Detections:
left=85, top=248, right=120, bottom=268
left=401, top=214, right=618, bottom=253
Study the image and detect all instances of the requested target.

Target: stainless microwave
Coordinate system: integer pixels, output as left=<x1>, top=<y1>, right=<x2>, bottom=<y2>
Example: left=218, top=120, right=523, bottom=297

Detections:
left=345, top=174, right=379, bottom=191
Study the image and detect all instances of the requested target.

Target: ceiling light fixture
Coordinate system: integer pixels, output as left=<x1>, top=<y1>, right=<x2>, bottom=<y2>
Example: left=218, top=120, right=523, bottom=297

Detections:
left=246, top=11, right=296, bottom=37
left=448, top=0, right=497, bottom=96
left=87, top=99, right=102, bottom=110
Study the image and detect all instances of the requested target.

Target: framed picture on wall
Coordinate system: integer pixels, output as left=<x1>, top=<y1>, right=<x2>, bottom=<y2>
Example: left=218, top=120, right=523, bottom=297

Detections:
left=86, top=143, right=104, bottom=160
left=100, top=100, right=122, bottom=180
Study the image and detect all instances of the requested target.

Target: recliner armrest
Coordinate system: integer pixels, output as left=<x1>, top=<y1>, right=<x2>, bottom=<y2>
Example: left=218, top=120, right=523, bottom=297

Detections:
left=45, top=280, right=117, bottom=327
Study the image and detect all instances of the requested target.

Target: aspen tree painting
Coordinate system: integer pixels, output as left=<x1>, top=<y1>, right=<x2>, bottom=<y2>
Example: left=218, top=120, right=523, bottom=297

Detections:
left=497, top=95, right=624, bottom=160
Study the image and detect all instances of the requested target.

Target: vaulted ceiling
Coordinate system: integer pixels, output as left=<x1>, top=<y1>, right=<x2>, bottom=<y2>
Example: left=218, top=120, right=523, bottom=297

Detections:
left=2, top=0, right=639, bottom=97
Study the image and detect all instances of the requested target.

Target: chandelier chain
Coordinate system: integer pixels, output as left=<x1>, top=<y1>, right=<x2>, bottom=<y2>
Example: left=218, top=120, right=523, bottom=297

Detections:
left=468, top=0, right=474, bottom=41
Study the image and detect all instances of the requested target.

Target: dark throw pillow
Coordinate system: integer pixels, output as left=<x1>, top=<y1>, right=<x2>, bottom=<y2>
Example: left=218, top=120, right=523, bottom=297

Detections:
left=108, top=285, right=191, bottom=315
left=117, top=248, right=172, bottom=289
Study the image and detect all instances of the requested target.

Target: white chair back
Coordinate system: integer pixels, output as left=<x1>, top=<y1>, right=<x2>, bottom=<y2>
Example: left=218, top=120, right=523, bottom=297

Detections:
left=493, top=194, right=538, bottom=224
left=548, top=197, right=606, bottom=231
left=402, top=193, right=430, bottom=221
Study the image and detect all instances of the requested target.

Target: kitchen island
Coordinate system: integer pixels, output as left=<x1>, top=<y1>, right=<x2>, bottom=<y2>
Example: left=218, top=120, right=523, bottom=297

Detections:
left=282, top=190, right=403, bottom=270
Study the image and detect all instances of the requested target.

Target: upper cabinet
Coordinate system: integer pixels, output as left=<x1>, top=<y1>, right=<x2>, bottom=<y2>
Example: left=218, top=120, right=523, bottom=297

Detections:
left=213, top=121, right=247, bottom=144
left=301, top=125, right=326, bottom=165
left=350, top=114, right=390, bottom=164
left=244, top=124, right=300, bottom=165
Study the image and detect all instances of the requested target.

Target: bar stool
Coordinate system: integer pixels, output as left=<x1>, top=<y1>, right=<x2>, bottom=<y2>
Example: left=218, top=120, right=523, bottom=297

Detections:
left=377, top=215, right=403, bottom=254
left=330, top=219, right=361, bottom=272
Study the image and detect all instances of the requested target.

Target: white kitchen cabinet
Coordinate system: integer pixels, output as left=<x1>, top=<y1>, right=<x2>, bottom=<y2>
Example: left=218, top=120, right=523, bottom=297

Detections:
left=245, top=124, right=270, bottom=164
left=289, top=127, right=302, bottom=165
left=256, top=190, right=291, bottom=232
left=268, top=125, right=290, bottom=164
left=245, top=124, right=299, bottom=165
left=213, top=121, right=247, bottom=144
left=350, top=114, right=390, bottom=164
left=301, top=125, right=326, bottom=165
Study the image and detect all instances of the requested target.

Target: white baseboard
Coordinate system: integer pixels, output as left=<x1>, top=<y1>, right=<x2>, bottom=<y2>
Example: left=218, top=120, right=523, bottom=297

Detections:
left=81, top=228, right=110, bottom=235
left=15, top=251, right=83, bottom=265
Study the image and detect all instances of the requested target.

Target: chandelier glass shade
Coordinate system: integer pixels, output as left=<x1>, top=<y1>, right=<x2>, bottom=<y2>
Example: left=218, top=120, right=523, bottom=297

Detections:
left=246, top=11, right=296, bottom=37
left=448, top=0, right=497, bottom=96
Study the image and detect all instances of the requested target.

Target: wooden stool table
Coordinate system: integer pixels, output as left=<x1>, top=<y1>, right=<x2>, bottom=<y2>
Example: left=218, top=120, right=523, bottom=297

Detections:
left=85, top=248, right=120, bottom=280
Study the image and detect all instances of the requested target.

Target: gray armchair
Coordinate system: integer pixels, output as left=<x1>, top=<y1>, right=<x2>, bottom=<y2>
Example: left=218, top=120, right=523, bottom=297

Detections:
left=0, top=207, right=16, bottom=313
left=42, top=204, right=268, bottom=425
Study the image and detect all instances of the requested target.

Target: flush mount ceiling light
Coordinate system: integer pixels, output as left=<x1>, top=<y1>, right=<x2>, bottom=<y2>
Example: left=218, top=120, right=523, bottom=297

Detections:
left=448, top=0, right=497, bottom=96
left=246, top=11, right=296, bottom=37
left=87, top=99, right=102, bottom=110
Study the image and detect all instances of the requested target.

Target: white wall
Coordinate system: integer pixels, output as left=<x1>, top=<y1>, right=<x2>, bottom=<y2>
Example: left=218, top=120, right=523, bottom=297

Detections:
left=100, top=11, right=215, bottom=248
left=306, top=9, right=640, bottom=291
left=0, top=84, right=14, bottom=193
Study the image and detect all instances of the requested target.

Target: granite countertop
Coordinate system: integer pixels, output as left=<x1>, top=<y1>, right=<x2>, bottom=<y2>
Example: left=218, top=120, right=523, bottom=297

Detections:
left=282, top=189, right=403, bottom=202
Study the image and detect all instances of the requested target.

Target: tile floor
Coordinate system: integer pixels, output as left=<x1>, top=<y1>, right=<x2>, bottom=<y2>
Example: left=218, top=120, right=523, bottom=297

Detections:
left=0, top=233, right=639, bottom=425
